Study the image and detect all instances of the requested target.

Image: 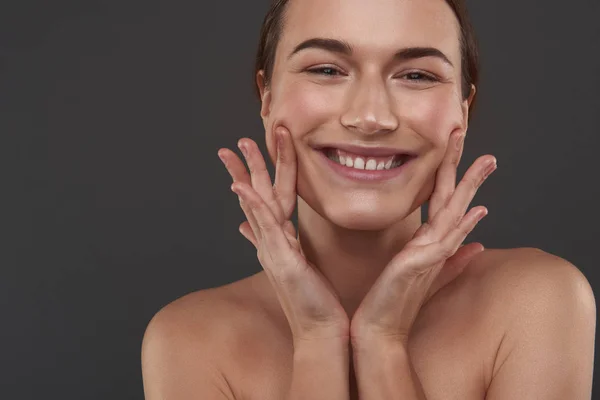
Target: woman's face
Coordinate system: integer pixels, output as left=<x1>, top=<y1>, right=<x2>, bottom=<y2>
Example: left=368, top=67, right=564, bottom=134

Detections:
left=259, top=0, right=473, bottom=230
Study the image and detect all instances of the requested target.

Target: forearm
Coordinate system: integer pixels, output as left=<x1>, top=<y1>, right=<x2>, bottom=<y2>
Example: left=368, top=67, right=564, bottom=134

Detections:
left=286, top=338, right=350, bottom=400
left=353, top=340, right=427, bottom=400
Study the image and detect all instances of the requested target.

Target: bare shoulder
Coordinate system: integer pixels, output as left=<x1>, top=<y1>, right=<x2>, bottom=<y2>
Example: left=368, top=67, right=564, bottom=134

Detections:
left=461, top=246, right=596, bottom=329
left=466, top=246, right=595, bottom=307
left=142, top=272, right=268, bottom=358
left=464, top=247, right=596, bottom=394
left=141, top=272, right=269, bottom=399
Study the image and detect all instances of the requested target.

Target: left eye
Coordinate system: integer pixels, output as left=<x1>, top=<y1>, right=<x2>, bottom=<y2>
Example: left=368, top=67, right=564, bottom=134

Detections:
left=307, top=67, right=342, bottom=77
left=402, top=72, right=437, bottom=82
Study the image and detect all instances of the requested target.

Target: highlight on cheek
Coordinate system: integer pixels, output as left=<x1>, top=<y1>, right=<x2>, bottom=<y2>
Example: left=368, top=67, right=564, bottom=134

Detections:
left=294, top=85, right=339, bottom=117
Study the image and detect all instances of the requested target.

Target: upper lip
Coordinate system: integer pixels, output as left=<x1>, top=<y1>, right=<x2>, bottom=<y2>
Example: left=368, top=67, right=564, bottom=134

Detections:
left=314, top=143, right=418, bottom=158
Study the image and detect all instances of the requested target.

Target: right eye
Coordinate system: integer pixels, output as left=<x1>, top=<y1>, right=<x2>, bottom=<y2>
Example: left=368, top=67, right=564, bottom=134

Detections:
left=306, top=66, right=343, bottom=77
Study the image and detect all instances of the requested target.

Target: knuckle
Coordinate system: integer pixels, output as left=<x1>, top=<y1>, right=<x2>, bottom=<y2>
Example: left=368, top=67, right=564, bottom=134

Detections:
left=469, top=175, right=481, bottom=189
left=458, top=223, right=471, bottom=237
left=272, top=185, right=283, bottom=202
left=450, top=154, right=460, bottom=167
left=256, top=217, right=273, bottom=232
left=439, top=243, right=456, bottom=259
left=239, top=201, right=251, bottom=214
left=242, top=196, right=256, bottom=211
left=248, top=164, right=260, bottom=175
left=451, top=212, right=463, bottom=227
left=256, top=164, right=268, bottom=174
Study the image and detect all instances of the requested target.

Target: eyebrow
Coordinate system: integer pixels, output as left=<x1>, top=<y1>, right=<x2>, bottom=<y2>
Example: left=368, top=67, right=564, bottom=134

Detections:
left=287, top=37, right=454, bottom=68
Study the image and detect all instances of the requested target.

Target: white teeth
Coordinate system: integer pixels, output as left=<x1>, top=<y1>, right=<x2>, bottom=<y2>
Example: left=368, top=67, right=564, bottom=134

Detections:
left=365, top=159, right=377, bottom=171
left=354, top=157, right=365, bottom=170
left=328, top=149, right=404, bottom=170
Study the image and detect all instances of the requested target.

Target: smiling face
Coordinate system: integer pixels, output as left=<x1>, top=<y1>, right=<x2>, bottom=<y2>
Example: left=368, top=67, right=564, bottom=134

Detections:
left=257, top=0, right=475, bottom=231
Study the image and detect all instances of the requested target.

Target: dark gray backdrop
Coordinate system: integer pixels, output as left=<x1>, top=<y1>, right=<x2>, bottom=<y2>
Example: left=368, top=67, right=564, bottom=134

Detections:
left=3, top=0, right=599, bottom=398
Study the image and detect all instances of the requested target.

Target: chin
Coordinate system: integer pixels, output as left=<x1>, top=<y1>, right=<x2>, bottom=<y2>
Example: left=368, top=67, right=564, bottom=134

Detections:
left=321, top=199, right=410, bottom=231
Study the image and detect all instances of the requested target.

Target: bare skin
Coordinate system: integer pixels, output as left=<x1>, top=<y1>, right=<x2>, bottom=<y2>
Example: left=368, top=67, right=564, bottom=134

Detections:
left=141, top=0, right=596, bottom=398
left=187, top=250, right=510, bottom=400
left=142, top=247, right=594, bottom=400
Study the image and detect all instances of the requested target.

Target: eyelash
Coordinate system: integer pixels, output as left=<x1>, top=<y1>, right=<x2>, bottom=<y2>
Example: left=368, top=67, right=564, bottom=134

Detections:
left=306, top=66, right=439, bottom=82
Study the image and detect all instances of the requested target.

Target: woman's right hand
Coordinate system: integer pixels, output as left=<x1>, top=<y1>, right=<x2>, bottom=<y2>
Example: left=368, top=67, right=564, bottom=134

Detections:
left=217, top=127, right=350, bottom=344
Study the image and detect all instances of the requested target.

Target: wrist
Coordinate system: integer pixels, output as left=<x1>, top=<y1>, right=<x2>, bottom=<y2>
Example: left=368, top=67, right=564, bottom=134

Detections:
left=293, top=334, right=350, bottom=352
left=350, top=311, right=411, bottom=352
left=351, top=332, right=409, bottom=359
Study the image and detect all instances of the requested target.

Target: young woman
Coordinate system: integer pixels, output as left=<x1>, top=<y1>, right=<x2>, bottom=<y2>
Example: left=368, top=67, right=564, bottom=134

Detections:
left=142, top=0, right=596, bottom=399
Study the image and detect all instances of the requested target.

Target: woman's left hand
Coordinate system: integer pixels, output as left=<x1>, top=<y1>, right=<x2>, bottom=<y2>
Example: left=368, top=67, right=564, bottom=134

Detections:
left=350, top=131, right=497, bottom=347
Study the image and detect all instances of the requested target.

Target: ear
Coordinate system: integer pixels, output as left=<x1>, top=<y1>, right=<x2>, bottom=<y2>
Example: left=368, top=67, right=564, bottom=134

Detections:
left=461, top=84, right=476, bottom=131
left=256, top=70, right=277, bottom=165
left=256, top=70, right=272, bottom=129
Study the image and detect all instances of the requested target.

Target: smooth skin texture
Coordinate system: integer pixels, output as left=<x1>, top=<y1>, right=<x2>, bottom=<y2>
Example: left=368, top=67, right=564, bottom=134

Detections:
left=141, top=0, right=596, bottom=398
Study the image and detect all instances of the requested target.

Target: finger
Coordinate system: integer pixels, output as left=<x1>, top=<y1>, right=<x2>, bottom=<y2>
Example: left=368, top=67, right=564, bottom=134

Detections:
left=438, top=206, right=488, bottom=259
left=424, top=242, right=484, bottom=303
left=239, top=221, right=258, bottom=248
left=429, top=155, right=496, bottom=241
left=236, top=192, right=263, bottom=243
left=218, top=148, right=262, bottom=236
left=282, top=220, right=301, bottom=252
left=273, top=127, right=298, bottom=220
left=429, top=131, right=464, bottom=221
left=283, top=220, right=296, bottom=238
left=396, top=207, right=487, bottom=278
left=411, top=221, right=432, bottom=241
left=231, top=182, right=294, bottom=265
left=238, top=138, right=285, bottom=223
left=218, top=148, right=252, bottom=184
left=446, top=155, right=497, bottom=222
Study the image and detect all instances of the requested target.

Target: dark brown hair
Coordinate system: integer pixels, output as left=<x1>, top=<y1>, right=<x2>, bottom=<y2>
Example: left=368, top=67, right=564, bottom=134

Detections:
left=254, top=0, right=480, bottom=117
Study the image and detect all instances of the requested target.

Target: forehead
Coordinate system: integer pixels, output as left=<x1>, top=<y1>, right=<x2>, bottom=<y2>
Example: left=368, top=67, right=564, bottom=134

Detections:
left=279, top=0, right=461, bottom=62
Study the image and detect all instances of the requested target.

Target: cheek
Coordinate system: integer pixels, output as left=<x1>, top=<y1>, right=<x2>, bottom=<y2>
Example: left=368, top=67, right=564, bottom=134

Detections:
left=266, top=83, right=334, bottom=161
left=398, top=90, right=463, bottom=146
left=281, top=83, right=334, bottom=130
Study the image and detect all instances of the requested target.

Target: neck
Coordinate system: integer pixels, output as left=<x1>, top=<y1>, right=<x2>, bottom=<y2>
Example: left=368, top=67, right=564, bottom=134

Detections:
left=296, top=197, right=422, bottom=320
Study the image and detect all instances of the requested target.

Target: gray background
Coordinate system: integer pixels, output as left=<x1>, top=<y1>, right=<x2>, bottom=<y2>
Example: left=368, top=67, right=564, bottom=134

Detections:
left=3, top=0, right=599, bottom=398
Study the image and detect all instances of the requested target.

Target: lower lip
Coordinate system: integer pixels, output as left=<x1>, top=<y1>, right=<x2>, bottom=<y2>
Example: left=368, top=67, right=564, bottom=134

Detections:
left=316, top=150, right=415, bottom=182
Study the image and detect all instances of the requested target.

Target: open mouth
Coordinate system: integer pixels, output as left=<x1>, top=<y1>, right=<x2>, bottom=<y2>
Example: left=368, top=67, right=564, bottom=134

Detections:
left=320, top=147, right=412, bottom=171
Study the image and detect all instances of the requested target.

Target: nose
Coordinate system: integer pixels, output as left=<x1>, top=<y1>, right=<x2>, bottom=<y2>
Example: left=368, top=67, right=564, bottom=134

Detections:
left=340, top=74, right=399, bottom=136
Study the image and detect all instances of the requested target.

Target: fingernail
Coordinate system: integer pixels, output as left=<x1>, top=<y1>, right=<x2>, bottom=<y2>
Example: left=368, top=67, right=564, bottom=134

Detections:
left=478, top=208, right=488, bottom=221
left=455, top=134, right=465, bottom=150
left=484, top=159, right=497, bottom=176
